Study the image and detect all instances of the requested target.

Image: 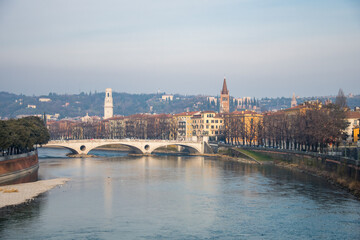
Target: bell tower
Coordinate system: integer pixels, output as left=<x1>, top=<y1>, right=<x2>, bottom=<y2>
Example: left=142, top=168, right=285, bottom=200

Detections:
left=104, top=88, right=113, bottom=119
left=220, top=78, right=230, bottom=113
left=291, top=93, right=297, bottom=108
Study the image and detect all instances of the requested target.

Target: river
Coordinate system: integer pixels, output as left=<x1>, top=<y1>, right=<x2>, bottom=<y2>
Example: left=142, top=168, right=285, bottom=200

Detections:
left=0, top=148, right=359, bottom=239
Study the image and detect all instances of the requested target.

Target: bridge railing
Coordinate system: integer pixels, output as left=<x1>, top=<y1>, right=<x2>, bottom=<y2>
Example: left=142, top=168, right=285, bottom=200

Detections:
left=47, top=139, right=203, bottom=143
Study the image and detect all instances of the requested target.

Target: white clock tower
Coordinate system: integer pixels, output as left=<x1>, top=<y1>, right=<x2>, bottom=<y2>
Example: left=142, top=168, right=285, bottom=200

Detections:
left=104, top=88, right=113, bottom=119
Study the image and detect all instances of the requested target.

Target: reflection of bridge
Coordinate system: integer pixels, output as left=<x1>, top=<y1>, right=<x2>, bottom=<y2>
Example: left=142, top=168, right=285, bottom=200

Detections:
left=44, top=139, right=211, bottom=155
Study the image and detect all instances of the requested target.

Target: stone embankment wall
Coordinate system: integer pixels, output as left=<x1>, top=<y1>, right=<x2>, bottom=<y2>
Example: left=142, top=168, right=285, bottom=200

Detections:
left=0, top=151, right=38, bottom=183
left=243, top=147, right=360, bottom=181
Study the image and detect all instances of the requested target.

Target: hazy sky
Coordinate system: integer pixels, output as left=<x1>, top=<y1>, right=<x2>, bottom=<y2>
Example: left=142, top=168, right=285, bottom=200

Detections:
left=0, top=0, right=359, bottom=98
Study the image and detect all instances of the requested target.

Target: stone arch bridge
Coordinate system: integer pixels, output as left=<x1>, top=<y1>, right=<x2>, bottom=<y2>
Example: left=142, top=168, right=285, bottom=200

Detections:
left=44, top=139, right=212, bottom=155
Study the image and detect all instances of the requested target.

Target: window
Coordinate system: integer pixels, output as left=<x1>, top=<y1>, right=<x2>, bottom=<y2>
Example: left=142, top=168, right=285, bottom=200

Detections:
left=215, top=120, right=218, bottom=123
left=211, top=120, right=214, bottom=123
left=206, top=120, right=209, bottom=123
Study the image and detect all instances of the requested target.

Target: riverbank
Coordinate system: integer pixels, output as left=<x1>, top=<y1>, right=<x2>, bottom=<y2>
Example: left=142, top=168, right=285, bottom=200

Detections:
left=275, top=161, right=360, bottom=199
left=0, top=178, right=70, bottom=209
left=236, top=148, right=360, bottom=200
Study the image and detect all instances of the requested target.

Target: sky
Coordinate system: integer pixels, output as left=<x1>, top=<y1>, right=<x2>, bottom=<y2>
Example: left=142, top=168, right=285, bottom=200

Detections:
left=0, top=0, right=359, bottom=98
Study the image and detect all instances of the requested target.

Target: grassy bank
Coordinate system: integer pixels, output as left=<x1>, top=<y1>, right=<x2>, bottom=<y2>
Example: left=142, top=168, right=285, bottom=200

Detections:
left=244, top=148, right=360, bottom=199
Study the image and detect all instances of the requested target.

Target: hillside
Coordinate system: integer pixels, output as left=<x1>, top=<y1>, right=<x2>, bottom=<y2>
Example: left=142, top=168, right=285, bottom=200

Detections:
left=0, top=91, right=359, bottom=119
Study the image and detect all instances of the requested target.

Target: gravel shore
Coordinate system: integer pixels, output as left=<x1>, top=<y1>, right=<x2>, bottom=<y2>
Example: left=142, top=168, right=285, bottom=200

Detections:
left=0, top=178, right=70, bottom=209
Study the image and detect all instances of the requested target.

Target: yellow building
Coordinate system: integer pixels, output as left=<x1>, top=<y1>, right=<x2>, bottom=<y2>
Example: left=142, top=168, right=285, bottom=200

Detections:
left=283, top=100, right=322, bottom=116
left=174, top=112, right=199, bottom=141
left=223, top=111, right=263, bottom=145
left=353, top=127, right=359, bottom=143
left=191, top=111, right=224, bottom=140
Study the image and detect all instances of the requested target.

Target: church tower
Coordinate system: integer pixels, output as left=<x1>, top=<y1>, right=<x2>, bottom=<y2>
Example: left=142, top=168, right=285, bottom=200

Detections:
left=291, top=93, right=297, bottom=108
left=104, top=88, right=113, bottom=119
left=220, top=78, right=230, bottom=113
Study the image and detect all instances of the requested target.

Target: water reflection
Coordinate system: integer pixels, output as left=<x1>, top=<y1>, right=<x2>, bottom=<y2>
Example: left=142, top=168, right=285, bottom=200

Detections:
left=0, top=148, right=359, bottom=240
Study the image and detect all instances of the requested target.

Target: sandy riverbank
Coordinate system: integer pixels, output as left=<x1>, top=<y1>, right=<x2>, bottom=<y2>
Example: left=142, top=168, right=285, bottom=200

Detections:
left=0, top=178, right=70, bottom=209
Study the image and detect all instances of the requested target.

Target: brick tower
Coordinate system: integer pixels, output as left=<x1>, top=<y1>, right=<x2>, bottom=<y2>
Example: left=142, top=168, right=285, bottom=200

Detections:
left=220, top=78, right=230, bottom=113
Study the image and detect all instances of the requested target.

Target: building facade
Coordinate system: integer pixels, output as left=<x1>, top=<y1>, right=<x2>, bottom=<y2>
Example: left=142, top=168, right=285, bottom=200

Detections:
left=220, top=78, right=230, bottom=113
left=191, top=111, right=224, bottom=141
left=104, top=88, right=114, bottom=119
left=174, top=112, right=198, bottom=141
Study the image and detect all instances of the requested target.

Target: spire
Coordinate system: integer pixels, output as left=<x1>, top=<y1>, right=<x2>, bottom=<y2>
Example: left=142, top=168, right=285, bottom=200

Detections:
left=221, top=78, right=229, bottom=95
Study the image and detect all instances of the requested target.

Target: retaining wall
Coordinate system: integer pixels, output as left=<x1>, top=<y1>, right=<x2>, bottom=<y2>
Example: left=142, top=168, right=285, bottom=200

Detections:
left=0, top=151, right=39, bottom=183
left=242, top=147, right=360, bottom=181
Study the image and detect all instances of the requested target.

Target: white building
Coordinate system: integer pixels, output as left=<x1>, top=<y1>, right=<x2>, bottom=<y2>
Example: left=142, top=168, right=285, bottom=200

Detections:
left=104, top=88, right=114, bottom=119
left=162, top=94, right=173, bottom=101
left=39, top=98, right=52, bottom=102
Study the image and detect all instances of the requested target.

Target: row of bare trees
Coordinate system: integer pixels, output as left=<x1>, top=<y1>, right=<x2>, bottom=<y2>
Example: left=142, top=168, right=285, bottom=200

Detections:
left=223, top=103, right=348, bottom=153
left=258, top=104, right=348, bottom=152
left=223, top=113, right=260, bottom=146
left=48, top=114, right=177, bottom=140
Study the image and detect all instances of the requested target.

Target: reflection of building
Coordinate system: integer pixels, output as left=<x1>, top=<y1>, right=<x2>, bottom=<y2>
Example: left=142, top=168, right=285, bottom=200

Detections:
left=220, top=78, right=229, bottom=113
left=104, top=88, right=113, bottom=119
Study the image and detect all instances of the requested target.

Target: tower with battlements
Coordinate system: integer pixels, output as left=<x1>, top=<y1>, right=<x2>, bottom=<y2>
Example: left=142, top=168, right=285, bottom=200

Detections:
left=104, top=88, right=113, bottom=119
left=220, top=78, right=230, bottom=113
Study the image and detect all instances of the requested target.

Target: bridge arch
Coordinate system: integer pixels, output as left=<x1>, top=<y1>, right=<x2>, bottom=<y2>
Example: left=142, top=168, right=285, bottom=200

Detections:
left=44, top=144, right=80, bottom=155
left=90, top=143, right=143, bottom=154
left=150, top=143, right=201, bottom=154
left=44, top=140, right=206, bottom=156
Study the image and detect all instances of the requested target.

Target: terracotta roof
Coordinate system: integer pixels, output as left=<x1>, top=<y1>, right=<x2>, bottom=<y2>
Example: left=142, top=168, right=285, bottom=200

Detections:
left=346, top=111, right=360, bottom=119
left=201, top=110, right=216, bottom=114
left=104, top=116, right=125, bottom=121
left=174, top=111, right=199, bottom=116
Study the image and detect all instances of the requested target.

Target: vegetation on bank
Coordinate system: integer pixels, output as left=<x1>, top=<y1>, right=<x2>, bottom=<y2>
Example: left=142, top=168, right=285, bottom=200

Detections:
left=242, top=148, right=360, bottom=199
left=234, top=149, right=272, bottom=162
left=0, top=117, right=49, bottom=156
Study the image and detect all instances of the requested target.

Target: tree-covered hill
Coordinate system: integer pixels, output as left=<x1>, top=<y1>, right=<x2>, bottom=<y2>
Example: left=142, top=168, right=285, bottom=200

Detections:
left=0, top=91, right=359, bottom=119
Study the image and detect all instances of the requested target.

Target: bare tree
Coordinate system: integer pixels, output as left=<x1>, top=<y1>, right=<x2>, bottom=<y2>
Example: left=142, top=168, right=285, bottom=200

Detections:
left=335, top=88, right=347, bottom=109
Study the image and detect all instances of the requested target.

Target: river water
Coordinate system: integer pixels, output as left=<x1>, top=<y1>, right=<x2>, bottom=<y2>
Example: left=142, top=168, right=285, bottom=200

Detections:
left=0, top=148, right=359, bottom=239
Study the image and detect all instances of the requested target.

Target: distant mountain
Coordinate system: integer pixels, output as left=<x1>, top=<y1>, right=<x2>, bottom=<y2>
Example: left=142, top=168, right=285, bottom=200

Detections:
left=0, top=91, right=359, bottom=119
